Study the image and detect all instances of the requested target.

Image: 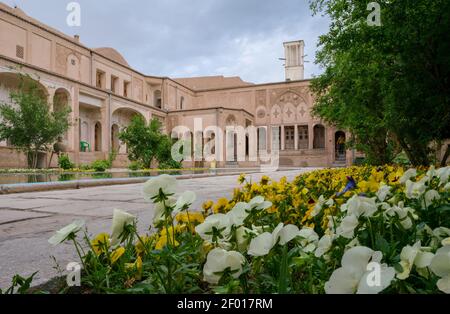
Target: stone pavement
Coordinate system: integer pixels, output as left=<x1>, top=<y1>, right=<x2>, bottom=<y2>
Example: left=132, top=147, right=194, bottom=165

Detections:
left=0, top=169, right=315, bottom=289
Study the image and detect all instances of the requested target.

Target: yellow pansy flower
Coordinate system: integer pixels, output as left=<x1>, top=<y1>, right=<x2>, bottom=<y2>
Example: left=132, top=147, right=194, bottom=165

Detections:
left=155, top=234, right=180, bottom=250
left=260, top=175, right=270, bottom=185
left=213, top=198, right=229, bottom=214
left=358, top=178, right=379, bottom=193
left=175, top=212, right=205, bottom=224
left=135, top=235, right=154, bottom=255
left=238, top=173, right=247, bottom=184
left=110, top=247, right=125, bottom=264
left=91, top=233, right=110, bottom=256
left=125, top=256, right=143, bottom=281
left=202, top=200, right=214, bottom=212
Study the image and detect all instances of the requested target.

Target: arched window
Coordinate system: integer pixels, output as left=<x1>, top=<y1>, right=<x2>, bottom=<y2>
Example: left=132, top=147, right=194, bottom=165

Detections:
left=94, top=122, right=102, bottom=152
left=180, top=96, right=185, bottom=110
left=154, top=90, right=162, bottom=109
left=53, top=88, right=71, bottom=141
left=257, top=127, right=267, bottom=152
left=313, top=124, right=326, bottom=149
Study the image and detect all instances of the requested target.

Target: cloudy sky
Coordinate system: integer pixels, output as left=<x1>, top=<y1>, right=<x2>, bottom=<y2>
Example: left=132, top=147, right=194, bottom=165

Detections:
left=4, top=0, right=330, bottom=83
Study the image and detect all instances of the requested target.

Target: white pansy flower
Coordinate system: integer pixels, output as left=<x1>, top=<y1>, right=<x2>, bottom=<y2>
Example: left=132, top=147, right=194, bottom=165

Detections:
left=384, top=201, right=417, bottom=230
left=311, top=196, right=334, bottom=217
left=426, top=166, right=437, bottom=179
left=436, top=167, right=450, bottom=185
left=248, top=196, right=272, bottom=210
left=251, top=225, right=265, bottom=235
left=345, top=237, right=361, bottom=249
left=203, top=248, right=246, bottom=285
left=272, top=223, right=300, bottom=246
left=444, top=182, right=450, bottom=191
left=248, top=232, right=274, bottom=256
left=173, top=191, right=196, bottom=214
left=298, top=227, right=319, bottom=252
left=336, top=215, right=359, bottom=239
left=110, top=209, right=135, bottom=247
left=278, top=224, right=301, bottom=245
left=248, top=223, right=300, bottom=256
left=405, top=179, right=427, bottom=199
left=235, top=226, right=256, bottom=252
left=226, top=202, right=251, bottom=227
left=376, top=184, right=392, bottom=202
left=48, top=220, right=85, bottom=246
left=423, top=189, right=440, bottom=207
left=315, top=235, right=333, bottom=258
left=400, top=168, right=417, bottom=184
left=153, top=197, right=176, bottom=225
left=325, top=246, right=395, bottom=294
left=432, top=227, right=450, bottom=248
left=397, top=242, right=434, bottom=280
left=430, top=246, right=450, bottom=294
left=143, top=174, right=177, bottom=201
left=311, top=196, right=326, bottom=217
left=195, top=214, right=231, bottom=242
left=270, top=223, right=284, bottom=242
left=342, top=195, right=378, bottom=218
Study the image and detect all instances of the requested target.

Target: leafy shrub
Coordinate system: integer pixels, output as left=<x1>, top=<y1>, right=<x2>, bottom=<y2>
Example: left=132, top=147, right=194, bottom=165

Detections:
left=158, top=159, right=182, bottom=170
left=107, top=150, right=117, bottom=169
left=91, top=160, right=110, bottom=172
left=119, top=117, right=177, bottom=168
left=353, top=157, right=367, bottom=166
left=128, top=161, right=144, bottom=171
left=58, top=154, right=74, bottom=170
left=79, top=164, right=92, bottom=171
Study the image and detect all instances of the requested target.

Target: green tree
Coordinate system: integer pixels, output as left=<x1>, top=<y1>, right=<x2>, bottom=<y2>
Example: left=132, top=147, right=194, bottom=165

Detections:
left=309, top=0, right=450, bottom=166
left=0, top=75, right=71, bottom=168
left=119, top=116, right=181, bottom=169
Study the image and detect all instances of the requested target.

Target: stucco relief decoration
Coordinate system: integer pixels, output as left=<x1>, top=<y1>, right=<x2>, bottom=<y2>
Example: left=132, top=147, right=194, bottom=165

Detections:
left=225, top=114, right=237, bottom=126
left=270, top=90, right=309, bottom=124
left=270, top=104, right=282, bottom=125
left=256, top=106, right=267, bottom=124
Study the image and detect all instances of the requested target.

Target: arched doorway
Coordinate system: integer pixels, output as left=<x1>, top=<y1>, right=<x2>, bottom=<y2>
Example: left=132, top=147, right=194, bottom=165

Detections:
left=335, top=131, right=346, bottom=161
left=111, top=108, right=146, bottom=154
left=94, top=122, right=102, bottom=152
left=313, top=124, right=326, bottom=149
left=53, top=88, right=71, bottom=143
left=257, top=127, right=267, bottom=152
left=111, top=124, right=120, bottom=152
left=154, top=90, right=162, bottom=109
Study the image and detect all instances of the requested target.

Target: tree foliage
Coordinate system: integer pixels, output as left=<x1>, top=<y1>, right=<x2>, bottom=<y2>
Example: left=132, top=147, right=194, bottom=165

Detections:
left=309, top=0, right=450, bottom=166
left=119, top=116, right=181, bottom=169
left=0, top=75, right=71, bottom=168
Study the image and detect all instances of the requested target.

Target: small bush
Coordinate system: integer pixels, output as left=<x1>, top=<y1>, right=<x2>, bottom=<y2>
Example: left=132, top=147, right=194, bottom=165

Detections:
left=393, top=151, right=411, bottom=166
left=58, top=154, right=74, bottom=170
left=158, top=159, right=182, bottom=170
left=352, top=157, right=367, bottom=166
left=128, top=161, right=144, bottom=171
left=107, top=150, right=117, bottom=169
left=79, top=164, right=93, bottom=171
left=91, top=160, right=109, bottom=172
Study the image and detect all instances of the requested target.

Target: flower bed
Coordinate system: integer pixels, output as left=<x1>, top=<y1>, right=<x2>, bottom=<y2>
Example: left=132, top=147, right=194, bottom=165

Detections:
left=26, top=166, right=450, bottom=294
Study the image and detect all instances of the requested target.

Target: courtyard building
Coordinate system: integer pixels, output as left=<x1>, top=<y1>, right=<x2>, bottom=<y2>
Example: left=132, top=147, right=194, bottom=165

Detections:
left=0, top=3, right=354, bottom=169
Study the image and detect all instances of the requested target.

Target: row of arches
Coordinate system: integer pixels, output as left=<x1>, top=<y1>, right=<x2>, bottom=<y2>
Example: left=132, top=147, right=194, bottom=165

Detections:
left=169, top=123, right=335, bottom=163
left=0, top=72, right=73, bottom=149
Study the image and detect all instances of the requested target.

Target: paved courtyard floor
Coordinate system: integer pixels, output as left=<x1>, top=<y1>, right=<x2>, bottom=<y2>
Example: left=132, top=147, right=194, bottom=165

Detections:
left=0, top=169, right=315, bottom=288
